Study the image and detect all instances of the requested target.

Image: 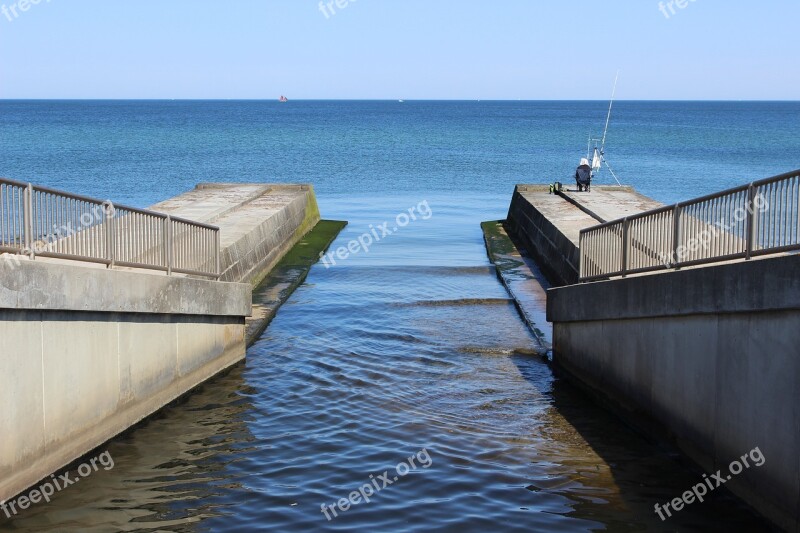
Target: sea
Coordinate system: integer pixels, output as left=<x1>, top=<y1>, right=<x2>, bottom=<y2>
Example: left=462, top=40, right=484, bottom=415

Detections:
left=1, top=100, right=797, bottom=532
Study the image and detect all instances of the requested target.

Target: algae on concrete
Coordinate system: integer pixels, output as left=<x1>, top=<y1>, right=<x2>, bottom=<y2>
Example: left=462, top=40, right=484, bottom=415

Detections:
left=246, top=219, right=347, bottom=345
left=481, top=220, right=552, bottom=354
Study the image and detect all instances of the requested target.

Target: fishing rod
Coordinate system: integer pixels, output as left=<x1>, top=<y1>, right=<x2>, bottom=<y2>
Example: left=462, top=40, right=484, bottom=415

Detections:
left=588, top=71, right=622, bottom=186
left=600, top=70, right=619, bottom=155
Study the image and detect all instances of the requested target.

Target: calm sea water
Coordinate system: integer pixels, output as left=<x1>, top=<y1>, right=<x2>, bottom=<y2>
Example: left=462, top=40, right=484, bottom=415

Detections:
left=2, top=101, right=794, bottom=531
left=2, top=100, right=799, bottom=204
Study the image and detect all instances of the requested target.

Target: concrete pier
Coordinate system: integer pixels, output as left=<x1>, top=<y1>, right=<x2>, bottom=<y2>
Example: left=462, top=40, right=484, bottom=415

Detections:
left=0, top=182, right=325, bottom=506
left=506, top=185, right=662, bottom=286
left=497, top=176, right=800, bottom=531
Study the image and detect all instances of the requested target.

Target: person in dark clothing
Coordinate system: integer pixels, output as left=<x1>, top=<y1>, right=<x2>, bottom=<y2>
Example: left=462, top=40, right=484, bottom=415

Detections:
left=575, top=158, right=592, bottom=192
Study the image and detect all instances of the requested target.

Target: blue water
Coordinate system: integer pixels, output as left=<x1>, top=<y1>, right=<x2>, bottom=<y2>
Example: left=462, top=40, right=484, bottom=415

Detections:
left=2, top=101, right=798, bottom=205
left=1, top=101, right=792, bottom=531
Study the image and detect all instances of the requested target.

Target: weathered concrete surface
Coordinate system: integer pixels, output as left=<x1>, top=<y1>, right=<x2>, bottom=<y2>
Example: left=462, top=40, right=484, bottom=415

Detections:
left=0, top=256, right=251, bottom=316
left=152, top=184, right=321, bottom=286
left=506, top=185, right=662, bottom=286
left=559, top=186, right=663, bottom=223
left=0, top=259, right=248, bottom=506
left=547, top=254, right=800, bottom=532
left=506, top=185, right=594, bottom=286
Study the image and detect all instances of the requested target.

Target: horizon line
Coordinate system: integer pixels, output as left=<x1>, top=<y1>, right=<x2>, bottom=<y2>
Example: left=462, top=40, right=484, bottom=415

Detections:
left=1, top=98, right=798, bottom=103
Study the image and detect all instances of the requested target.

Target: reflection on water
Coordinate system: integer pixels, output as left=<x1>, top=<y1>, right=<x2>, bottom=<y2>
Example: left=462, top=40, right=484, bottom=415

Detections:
left=2, top=194, right=770, bottom=532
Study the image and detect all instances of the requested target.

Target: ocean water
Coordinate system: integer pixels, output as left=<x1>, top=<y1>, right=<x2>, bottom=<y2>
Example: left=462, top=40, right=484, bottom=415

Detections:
left=2, top=100, right=798, bottom=205
left=1, top=101, right=794, bottom=532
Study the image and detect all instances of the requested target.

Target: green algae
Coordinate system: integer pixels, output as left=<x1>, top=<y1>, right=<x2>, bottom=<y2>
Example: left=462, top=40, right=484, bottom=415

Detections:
left=246, top=219, right=347, bottom=345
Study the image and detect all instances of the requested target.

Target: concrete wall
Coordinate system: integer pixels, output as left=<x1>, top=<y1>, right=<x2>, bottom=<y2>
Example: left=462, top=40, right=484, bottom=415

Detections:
left=0, top=259, right=251, bottom=504
left=506, top=186, right=581, bottom=286
left=211, top=185, right=321, bottom=286
left=547, top=255, right=800, bottom=532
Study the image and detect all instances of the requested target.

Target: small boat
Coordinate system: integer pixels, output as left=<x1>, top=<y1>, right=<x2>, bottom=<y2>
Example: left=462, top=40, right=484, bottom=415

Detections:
left=279, top=96, right=288, bottom=103
left=398, top=99, right=404, bottom=103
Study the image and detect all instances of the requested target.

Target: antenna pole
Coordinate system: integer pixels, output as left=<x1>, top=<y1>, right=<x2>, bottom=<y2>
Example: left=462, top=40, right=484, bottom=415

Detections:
left=600, top=70, right=619, bottom=154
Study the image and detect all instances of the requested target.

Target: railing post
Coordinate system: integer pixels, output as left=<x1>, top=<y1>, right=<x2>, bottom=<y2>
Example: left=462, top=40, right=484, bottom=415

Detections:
left=105, top=201, right=116, bottom=269
left=621, top=218, right=629, bottom=277
left=165, top=215, right=173, bottom=276
left=671, top=204, right=682, bottom=268
left=746, top=183, right=756, bottom=260
left=23, top=183, right=34, bottom=259
left=215, top=229, right=221, bottom=279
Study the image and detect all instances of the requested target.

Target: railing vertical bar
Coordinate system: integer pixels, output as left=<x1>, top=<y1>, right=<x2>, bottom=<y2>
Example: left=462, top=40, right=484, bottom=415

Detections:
left=763, top=184, right=770, bottom=250
left=81, top=200, right=87, bottom=257
left=77, top=199, right=82, bottom=256
left=784, top=180, right=790, bottom=247
left=672, top=204, right=681, bottom=268
left=166, top=216, right=173, bottom=275
left=776, top=182, right=782, bottom=247
left=43, top=192, right=48, bottom=253
left=746, top=183, right=756, bottom=259
left=216, top=228, right=221, bottom=277
left=24, top=184, right=33, bottom=258
left=621, top=218, right=629, bottom=277
left=797, top=177, right=800, bottom=245
left=724, top=194, right=731, bottom=255
left=107, top=203, right=115, bottom=268
left=766, top=184, right=772, bottom=249
left=14, top=185, right=19, bottom=250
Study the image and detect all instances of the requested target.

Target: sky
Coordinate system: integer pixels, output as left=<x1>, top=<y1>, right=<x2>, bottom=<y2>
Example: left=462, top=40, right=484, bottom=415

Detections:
left=0, top=0, right=798, bottom=100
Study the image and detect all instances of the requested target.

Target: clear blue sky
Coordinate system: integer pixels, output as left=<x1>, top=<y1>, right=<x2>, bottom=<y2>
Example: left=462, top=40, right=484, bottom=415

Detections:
left=1, top=0, right=798, bottom=100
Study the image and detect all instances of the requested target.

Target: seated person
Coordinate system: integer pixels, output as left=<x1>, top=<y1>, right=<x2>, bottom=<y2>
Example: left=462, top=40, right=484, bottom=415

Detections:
left=575, top=158, right=592, bottom=192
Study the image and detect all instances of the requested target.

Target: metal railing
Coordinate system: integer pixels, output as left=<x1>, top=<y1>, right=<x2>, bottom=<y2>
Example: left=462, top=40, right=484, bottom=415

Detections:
left=0, top=177, right=221, bottom=279
left=580, top=169, right=800, bottom=282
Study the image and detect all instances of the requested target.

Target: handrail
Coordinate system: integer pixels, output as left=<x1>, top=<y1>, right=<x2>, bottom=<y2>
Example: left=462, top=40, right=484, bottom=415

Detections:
left=0, top=177, right=221, bottom=279
left=579, top=169, right=800, bottom=282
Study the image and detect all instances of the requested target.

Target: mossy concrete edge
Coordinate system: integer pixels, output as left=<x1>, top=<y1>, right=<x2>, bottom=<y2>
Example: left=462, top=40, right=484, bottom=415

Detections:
left=246, top=219, right=347, bottom=346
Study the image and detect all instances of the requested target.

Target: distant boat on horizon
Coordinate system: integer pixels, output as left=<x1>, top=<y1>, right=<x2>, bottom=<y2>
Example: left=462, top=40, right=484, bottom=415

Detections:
left=279, top=95, right=288, bottom=103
